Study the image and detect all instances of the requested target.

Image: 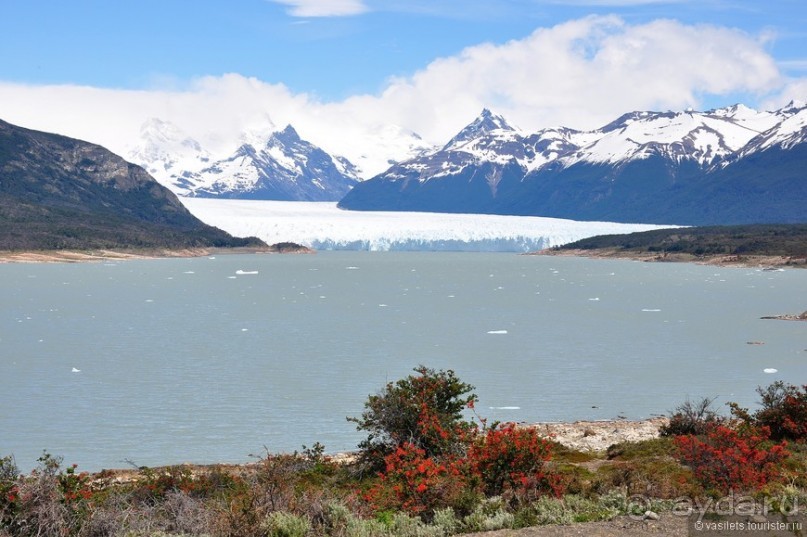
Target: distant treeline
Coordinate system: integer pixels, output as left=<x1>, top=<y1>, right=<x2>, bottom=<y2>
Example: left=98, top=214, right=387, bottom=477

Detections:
left=556, top=224, right=807, bottom=257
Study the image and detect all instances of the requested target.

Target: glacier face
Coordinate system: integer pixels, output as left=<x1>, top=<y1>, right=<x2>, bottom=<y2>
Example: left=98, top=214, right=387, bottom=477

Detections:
left=182, top=199, right=674, bottom=252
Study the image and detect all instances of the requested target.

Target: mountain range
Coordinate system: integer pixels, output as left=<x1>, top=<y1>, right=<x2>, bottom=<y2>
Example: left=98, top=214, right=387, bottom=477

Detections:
left=339, top=102, right=807, bottom=225
left=0, top=119, right=263, bottom=251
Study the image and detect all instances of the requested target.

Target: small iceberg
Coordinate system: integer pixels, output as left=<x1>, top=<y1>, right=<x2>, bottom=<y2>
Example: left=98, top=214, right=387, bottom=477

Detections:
left=487, top=330, right=508, bottom=335
left=641, top=309, right=661, bottom=312
left=71, top=367, right=81, bottom=373
left=763, top=368, right=778, bottom=374
left=489, top=406, right=521, bottom=410
left=235, top=270, right=259, bottom=275
left=589, top=297, right=600, bottom=301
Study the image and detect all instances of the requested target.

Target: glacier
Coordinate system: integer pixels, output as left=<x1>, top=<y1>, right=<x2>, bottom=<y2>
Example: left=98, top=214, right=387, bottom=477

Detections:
left=182, top=198, right=676, bottom=252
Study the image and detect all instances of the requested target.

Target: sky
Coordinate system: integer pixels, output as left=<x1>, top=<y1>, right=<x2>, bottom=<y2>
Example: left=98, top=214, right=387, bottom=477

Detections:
left=1, top=0, right=806, bottom=176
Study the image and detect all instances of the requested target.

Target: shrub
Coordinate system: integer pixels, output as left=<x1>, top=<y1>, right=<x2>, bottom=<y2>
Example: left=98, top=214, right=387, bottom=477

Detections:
left=6, top=453, right=93, bottom=537
left=751, top=382, right=807, bottom=442
left=674, top=424, right=789, bottom=494
left=660, top=397, right=725, bottom=437
left=362, top=443, right=473, bottom=519
left=261, top=511, right=311, bottom=537
left=0, top=456, right=20, bottom=530
left=467, top=423, right=563, bottom=503
left=348, top=366, right=478, bottom=469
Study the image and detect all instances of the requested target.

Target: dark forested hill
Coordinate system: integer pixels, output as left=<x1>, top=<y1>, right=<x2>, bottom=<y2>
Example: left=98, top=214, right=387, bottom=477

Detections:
left=0, top=119, right=264, bottom=250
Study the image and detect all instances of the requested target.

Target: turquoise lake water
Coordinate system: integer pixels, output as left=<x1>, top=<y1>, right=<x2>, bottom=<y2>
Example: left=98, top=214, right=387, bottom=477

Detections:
left=1, top=252, right=805, bottom=471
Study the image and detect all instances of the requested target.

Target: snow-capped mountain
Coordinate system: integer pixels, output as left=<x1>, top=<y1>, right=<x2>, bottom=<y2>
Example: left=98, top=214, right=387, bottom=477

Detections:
left=341, top=122, right=435, bottom=180
left=339, top=109, right=591, bottom=213
left=729, top=100, right=807, bottom=158
left=186, top=125, right=360, bottom=201
left=128, top=120, right=360, bottom=201
left=127, top=118, right=212, bottom=195
left=339, top=101, right=807, bottom=225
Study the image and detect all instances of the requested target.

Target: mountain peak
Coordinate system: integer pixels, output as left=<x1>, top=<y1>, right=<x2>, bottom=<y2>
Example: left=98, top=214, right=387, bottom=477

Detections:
left=275, top=124, right=301, bottom=142
left=446, top=109, right=516, bottom=148
left=782, top=99, right=807, bottom=113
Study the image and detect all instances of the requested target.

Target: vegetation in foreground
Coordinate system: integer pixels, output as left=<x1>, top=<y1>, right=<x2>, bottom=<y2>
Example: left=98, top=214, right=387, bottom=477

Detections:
left=2, top=368, right=806, bottom=537
left=551, top=223, right=807, bottom=262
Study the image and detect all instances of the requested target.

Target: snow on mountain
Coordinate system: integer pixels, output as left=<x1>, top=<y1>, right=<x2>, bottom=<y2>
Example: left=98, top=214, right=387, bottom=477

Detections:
left=379, top=109, right=585, bottom=187
left=339, top=101, right=807, bottom=224
left=182, top=198, right=672, bottom=252
left=342, top=123, right=436, bottom=179
left=186, top=125, right=359, bottom=201
left=126, top=118, right=212, bottom=194
left=128, top=117, right=361, bottom=201
left=560, top=105, right=781, bottom=167
left=733, top=100, right=807, bottom=155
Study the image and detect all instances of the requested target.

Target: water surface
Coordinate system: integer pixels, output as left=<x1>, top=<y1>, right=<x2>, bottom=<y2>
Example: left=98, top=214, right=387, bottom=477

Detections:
left=1, top=252, right=804, bottom=471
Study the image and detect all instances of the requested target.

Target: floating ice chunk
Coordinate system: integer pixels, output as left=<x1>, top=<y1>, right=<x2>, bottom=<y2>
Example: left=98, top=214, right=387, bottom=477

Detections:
left=227, top=276, right=237, bottom=279
left=346, top=266, right=359, bottom=270
left=641, top=309, right=661, bottom=312
left=145, top=299, right=154, bottom=303
left=208, top=256, right=216, bottom=259
left=241, top=328, right=249, bottom=332
left=235, top=270, right=259, bottom=275
left=71, top=367, right=81, bottom=373
left=487, top=330, right=508, bottom=335
left=378, top=304, right=388, bottom=307
left=589, top=297, right=600, bottom=301
left=489, top=406, right=520, bottom=410
left=763, top=368, right=778, bottom=374
left=184, top=271, right=195, bottom=274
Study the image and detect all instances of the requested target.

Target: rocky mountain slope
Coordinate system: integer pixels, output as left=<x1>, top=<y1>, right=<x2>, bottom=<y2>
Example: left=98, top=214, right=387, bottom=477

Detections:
left=128, top=119, right=361, bottom=200
left=0, top=119, right=263, bottom=250
left=338, top=102, right=807, bottom=225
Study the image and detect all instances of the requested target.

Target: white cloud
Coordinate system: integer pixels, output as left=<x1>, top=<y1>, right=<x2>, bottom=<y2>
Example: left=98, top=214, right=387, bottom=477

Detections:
left=270, top=0, right=368, bottom=17
left=0, top=16, right=789, bottom=178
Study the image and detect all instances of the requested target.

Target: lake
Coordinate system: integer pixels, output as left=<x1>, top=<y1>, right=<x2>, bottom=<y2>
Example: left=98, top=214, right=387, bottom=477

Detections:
left=1, top=252, right=805, bottom=472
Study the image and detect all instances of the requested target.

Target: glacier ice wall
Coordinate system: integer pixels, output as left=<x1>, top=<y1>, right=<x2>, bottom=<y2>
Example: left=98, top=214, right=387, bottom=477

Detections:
left=183, top=199, right=676, bottom=252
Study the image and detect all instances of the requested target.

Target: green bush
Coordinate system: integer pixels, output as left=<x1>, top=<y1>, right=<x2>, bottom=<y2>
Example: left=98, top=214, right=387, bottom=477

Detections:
left=659, top=397, right=724, bottom=437
left=261, top=511, right=311, bottom=537
left=348, top=366, right=477, bottom=469
left=746, top=382, right=807, bottom=441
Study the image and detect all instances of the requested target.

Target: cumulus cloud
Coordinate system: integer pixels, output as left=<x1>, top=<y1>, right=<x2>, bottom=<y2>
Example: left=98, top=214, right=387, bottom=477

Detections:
left=270, top=0, right=368, bottom=17
left=0, top=16, right=791, bottom=178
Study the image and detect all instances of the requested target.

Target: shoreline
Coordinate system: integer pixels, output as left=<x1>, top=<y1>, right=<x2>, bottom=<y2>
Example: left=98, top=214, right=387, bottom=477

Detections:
left=70, top=417, right=668, bottom=481
left=0, top=244, right=313, bottom=264
left=533, top=247, right=807, bottom=269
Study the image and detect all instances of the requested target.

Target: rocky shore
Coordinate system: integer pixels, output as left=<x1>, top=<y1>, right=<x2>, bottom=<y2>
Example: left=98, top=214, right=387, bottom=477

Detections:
left=761, top=311, right=807, bottom=322
left=535, top=247, right=807, bottom=269
left=0, top=243, right=312, bottom=264
left=531, top=417, right=668, bottom=452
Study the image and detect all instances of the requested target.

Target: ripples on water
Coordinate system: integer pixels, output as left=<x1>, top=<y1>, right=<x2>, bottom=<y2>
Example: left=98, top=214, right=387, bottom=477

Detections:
left=1, top=252, right=804, bottom=471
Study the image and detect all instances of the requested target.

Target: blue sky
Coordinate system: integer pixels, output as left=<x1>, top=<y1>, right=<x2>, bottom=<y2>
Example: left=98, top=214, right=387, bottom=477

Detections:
left=3, top=0, right=805, bottom=99
left=1, top=0, right=805, bottom=176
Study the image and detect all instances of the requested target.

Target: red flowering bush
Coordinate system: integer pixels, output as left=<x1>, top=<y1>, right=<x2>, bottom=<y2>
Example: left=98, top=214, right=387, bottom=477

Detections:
left=357, top=368, right=565, bottom=518
left=674, top=423, right=789, bottom=493
left=363, top=443, right=472, bottom=517
left=468, top=423, right=564, bottom=502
